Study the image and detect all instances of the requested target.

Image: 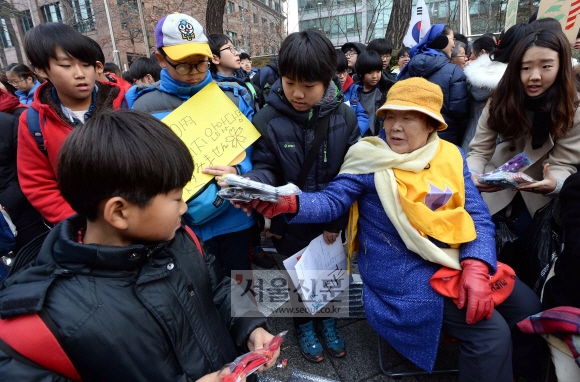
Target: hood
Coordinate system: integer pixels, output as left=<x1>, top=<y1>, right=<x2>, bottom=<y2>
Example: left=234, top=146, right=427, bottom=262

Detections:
left=410, top=24, right=446, bottom=58
left=266, top=76, right=343, bottom=124
left=464, top=54, right=507, bottom=90
left=31, top=81, right=124, bottom=128
left=405, top=53, right=451, bottom=78
left=124, top=82, right=161, bottom=108
left=213, top=70, right=249, bottom=89
left=341, top=42, right=366, bottom=54
left=343, top=74, right=354, bottom=92
left=0, top=89, right=22, bottom=113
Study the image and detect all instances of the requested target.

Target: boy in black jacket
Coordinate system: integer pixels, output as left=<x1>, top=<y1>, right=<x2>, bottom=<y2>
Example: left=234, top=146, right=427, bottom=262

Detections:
left=244, top=30, right=360, bottom=363
left=0, top=110, right=278, bottom=382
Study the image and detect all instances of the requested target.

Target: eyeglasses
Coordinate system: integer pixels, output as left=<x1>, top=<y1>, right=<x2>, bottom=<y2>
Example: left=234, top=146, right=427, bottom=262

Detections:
left=165, top=59, right=210, bottom=75
left=240, top=60, right=252, bottom=65
left=344, top=51, right=358, bottom=58
left=220, top=46, right=240, bottom=55
left=381, top=54, right=392, bottom=61
left=7, top=78, right=24, bottom=85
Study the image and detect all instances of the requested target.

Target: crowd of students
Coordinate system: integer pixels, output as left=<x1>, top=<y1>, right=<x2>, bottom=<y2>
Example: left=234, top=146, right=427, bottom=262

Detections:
left=0, top=8, right=580, bottom=382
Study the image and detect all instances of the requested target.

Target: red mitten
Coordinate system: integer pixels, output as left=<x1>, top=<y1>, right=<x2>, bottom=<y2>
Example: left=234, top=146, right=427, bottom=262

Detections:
left=457, top=259, right=494, bottom=324
left=251, top=195, right=297, bottom=218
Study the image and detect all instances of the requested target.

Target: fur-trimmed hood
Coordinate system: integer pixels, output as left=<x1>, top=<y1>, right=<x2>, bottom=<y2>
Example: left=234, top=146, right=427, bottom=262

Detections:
left=464, top=54, right=507, bottom=90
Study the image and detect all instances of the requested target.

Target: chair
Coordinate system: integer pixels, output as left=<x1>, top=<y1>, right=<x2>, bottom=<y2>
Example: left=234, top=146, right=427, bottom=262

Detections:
left=377, top=334, right=459, bottom=379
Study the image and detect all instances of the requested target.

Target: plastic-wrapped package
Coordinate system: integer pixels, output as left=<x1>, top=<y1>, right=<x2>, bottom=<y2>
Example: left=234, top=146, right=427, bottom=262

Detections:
left=220, top=331, right=287, bottom=382
left=477, top=171, right=536, bottom=188
left=477, top=153, right=536, bottom=188
left=219, top=175, right=302, bottom=203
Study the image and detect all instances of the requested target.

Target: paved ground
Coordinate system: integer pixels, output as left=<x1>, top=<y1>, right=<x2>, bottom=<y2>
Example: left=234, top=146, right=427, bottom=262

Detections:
left=253, top=237, right=460, bottom=382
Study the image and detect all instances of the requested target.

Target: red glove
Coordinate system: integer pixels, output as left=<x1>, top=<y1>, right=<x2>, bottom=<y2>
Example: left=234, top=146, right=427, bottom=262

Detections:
left=251, top=195, right=298, bottom=219
left=457, top=259, right=494, bottom=324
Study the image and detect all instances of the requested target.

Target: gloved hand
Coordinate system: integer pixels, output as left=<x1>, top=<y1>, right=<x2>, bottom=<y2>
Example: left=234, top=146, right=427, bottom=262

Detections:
left=458, top=259, right=494, bottom=324
left=251, top=195, right=298, bottom=219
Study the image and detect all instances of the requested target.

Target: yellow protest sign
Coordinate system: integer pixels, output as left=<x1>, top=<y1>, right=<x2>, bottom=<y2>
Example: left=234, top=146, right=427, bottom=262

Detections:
left=162, top=81, right=261, bottom=200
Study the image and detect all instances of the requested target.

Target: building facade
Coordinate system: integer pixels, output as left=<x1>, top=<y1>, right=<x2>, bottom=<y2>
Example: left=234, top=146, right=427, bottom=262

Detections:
left=0, top=0, right=285, bottom=71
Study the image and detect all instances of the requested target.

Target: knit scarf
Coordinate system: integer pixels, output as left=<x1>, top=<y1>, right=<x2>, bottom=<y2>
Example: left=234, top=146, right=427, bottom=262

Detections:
left=340, top=134, right=476, bottom=270
left=524, top=91, right=551, bottom=150
left=158, top=69, right=213, bottom=100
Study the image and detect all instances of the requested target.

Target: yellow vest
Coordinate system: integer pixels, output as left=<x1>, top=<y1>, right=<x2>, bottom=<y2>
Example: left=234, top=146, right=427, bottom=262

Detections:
left=394, top=139, right=476, bottom=246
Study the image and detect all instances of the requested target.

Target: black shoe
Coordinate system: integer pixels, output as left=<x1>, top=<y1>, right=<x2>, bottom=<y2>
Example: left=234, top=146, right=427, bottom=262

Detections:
left=251, top=248, right=276, bottom=269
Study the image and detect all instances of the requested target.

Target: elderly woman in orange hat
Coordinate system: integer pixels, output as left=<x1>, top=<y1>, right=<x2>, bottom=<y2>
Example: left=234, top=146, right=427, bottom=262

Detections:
left=238, top=77, right=548, bottom=381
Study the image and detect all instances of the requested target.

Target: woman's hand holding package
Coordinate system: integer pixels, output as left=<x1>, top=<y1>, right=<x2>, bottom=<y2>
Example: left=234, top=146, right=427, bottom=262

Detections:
left=471, top=173, right=503, bottom=193
left=458, top=259, right=494, bottom=324
left=251, top=195, right=298, bottom=219
left=516, top=163, right=556, bottom=194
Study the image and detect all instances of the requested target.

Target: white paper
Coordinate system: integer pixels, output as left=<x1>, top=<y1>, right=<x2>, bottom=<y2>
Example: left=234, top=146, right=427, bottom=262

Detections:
left=283, top=234, right=349, bottom=314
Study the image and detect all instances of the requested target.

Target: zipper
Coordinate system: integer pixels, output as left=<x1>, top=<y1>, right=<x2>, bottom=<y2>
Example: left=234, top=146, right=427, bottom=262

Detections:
left=323, top=141, right=327, bottom=163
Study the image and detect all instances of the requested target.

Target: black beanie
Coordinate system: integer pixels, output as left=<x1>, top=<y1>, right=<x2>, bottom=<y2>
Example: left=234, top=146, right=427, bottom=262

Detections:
left=428, top=34, right=449, bottom=50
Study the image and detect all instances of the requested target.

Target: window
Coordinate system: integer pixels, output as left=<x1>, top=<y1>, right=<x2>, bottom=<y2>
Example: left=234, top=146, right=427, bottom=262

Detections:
left=270, top=22, right=274, bottom=32
left=227, top=31, right=238, bottom=44
left=268, top=0, right=272, bottom=6
left=239, top=5, right=243, bottom=12
left=253, top=13, right=257, bottom=23
left=227, top=1, right=235, bottom=13
left=262, top=17, right=267, bottom=25
left=275, top=2, right=280, bottom=12
left=19, top=10, right=34, bottom=34
left=41, top=3, right=63, bottom=23
left=0, top=19, right=12, bottom=48
left=71, top=0, right=95, bottom=32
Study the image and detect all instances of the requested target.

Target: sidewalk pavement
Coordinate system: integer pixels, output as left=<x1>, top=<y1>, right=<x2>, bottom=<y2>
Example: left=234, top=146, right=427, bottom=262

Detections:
left=253, top=238, right=459, bottom=382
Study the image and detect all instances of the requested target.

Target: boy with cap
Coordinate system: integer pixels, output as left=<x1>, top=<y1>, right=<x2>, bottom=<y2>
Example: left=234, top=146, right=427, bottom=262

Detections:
left=127, top=13, right=256, bottom=276
left=0, top=110, right=277, bottom=381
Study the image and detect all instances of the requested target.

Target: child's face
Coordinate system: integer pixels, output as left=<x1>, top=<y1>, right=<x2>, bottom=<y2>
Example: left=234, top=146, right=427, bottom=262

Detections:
left=213, top=43, right=241, bottom=72
left=336, top=70, right=348, bottom=86
left=363, top=70, right=381, bottom=89
left=125, top=188, right=187, bottom=243
left=520, top=46, right=559, bottom=97
left=157, top=52, right=209, bottom=85
left=281, top=76, right=326, bottom=112
left=240, top=58, right=252, bottom=74
left=6, top=72, right=34, bottom=92
left=43, top=47, right=96, bottom=109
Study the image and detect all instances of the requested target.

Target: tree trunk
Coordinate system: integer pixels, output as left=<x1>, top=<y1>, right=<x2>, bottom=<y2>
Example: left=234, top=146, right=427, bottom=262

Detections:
left=206, top=0, right=227, bottom=35
left=5, top=19, right=23, bottom=64
left=385, top=0, right=412, bottom=49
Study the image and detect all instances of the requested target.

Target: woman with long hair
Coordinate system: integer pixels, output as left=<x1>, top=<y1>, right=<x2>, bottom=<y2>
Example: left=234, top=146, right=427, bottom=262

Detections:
left=461, top=23, right=532, bottom=153
left=467, top=29, right=580, bottom=283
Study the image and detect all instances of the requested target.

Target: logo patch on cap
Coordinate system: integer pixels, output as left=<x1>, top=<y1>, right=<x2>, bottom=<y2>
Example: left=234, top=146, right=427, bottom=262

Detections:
left=178, top=19, right=195, bottom=41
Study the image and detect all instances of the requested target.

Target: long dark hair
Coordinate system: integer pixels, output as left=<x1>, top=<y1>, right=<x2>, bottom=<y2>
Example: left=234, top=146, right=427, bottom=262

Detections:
left=488, top=29, right=578, bottom=139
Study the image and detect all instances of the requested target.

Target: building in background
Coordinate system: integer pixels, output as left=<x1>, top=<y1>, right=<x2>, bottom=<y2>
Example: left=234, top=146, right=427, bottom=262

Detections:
left=297, top=0, right=539, bottom=46
left=0, top=0, right=286, bottom=70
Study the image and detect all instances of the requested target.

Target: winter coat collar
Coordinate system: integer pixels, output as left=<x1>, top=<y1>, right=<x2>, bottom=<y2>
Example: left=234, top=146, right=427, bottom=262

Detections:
left=34, top=81, right=122, bottom=128
left=267, top=77, right=343, bottom=124
left=342, top=74, right=354, bottom=93
left=0, top=215, right=171, bottom=318
left=464, top=54, right=507, bottom=90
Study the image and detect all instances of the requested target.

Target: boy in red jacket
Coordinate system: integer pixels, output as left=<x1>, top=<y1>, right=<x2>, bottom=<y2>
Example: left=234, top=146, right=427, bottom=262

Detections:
left=17, top=22, right=127, bottom=225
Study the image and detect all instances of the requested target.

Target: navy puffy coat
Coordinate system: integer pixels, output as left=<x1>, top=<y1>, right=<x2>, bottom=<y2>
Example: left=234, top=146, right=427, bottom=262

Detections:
left=399, top=53, right=469, bottom=145
left=246, top=79, right=360, bottom=255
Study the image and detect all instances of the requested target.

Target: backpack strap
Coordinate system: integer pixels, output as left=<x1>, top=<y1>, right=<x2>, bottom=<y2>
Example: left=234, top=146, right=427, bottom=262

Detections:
left=0, top=311, right=82, bottom=381
left=25, top=108, right=48, bottom=158
left=184, top=226, right=204, bottom=258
